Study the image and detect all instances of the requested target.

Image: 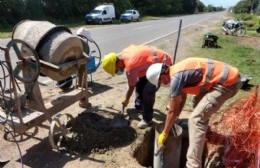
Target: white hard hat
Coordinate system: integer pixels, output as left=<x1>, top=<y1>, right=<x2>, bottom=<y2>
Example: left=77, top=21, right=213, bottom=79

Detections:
left=146, top=63, right=163, bottom=88
left=77, top=27, right=94, bottom=43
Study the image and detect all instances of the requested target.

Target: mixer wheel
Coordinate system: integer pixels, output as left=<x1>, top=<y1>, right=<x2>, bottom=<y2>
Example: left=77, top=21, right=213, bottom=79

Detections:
left=7, top=39, right=40, bottom=83
left=49, top=113, right=75, bottom=150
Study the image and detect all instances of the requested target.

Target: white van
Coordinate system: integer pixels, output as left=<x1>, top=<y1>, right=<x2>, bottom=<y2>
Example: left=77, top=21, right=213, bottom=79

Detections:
left=85, top=4, right=115, bottom=24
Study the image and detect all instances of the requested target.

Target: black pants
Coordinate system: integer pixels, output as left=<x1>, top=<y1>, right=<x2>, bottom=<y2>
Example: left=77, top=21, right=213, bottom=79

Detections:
left=135, top=76, right=157, bottom=122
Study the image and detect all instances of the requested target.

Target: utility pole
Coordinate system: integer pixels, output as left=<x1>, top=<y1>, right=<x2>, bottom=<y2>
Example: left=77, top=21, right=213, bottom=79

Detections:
left=173, top=19, right=182, bottom=65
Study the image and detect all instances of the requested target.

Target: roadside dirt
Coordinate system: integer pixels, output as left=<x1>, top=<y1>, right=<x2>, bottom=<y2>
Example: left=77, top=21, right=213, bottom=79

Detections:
left=0, top=14, right=245, bottom=168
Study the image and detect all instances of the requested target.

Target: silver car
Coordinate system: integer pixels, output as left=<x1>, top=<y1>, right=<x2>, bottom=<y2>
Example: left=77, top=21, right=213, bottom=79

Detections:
left=120, top=10, right=140, bottom=22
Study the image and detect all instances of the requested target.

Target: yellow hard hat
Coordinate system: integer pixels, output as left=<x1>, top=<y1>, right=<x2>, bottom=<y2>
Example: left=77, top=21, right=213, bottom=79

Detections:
left=101, top=52, right=117, bottom=76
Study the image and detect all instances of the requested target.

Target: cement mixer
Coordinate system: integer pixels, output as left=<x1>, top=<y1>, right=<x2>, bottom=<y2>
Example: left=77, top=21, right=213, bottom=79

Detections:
left=0, top=20, right=94, bottom=150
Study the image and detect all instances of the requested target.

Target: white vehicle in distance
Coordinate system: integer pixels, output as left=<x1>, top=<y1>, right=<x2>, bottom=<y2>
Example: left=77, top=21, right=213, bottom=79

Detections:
left=85, top=4, right=115, bottom=24
left=120, top=9, right=140, bottom=22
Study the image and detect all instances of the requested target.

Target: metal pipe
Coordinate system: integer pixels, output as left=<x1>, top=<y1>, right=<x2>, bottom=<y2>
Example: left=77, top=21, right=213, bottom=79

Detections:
left=173, top=19, right=182, bottom=64
left=154, top=123, right=183, bottom=168
left=164, top=19, right=183, bottom=110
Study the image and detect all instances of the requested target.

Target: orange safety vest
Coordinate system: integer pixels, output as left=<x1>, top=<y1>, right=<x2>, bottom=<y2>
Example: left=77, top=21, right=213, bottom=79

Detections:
left=122, top=45, right=172, bottom=77
left=169, top=57, right=239, bottom=95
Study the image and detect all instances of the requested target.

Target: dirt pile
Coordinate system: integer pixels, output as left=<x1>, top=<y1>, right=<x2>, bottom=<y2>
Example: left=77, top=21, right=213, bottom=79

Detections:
left=65, top=112, right=136, bottom=154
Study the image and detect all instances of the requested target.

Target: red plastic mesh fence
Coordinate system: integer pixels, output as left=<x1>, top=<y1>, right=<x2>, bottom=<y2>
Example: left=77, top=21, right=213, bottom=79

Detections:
left=206, top=86, right=260, bottom=168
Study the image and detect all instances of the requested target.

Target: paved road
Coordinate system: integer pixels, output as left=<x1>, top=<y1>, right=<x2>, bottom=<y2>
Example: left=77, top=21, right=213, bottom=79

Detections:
left=80, top=12, right=225, bottom=55
left=0, top=12, right=225, bottom=84
left=0, top=12, right=225, bottom=54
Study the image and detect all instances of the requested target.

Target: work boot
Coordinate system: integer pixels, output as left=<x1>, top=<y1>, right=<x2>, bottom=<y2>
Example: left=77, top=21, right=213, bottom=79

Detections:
left=138, top=119, right=152, bottom=129
left=135, top=108, right=143, bottom=114
left=135, top=105, right=143, bottom=113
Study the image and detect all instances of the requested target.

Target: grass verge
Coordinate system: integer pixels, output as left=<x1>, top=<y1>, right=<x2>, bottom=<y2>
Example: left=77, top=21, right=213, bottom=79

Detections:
left=192, top=33, right=260, bottom=85
left=182, top=16, right=260, bottom=113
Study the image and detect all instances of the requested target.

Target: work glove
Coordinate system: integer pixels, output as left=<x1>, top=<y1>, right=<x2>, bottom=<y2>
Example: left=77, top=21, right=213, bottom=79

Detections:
left=158, top=131, right=168, bottom=147
left=122, top=99, right=129, bottom=107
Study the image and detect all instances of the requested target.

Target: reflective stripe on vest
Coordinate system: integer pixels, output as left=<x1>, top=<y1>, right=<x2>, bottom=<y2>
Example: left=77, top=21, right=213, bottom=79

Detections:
left=219, top=63, right=229, bottom=84
left=200, top=60, right=230, bottom=94
left=199, top=60, right=230, bottom=94
left=122, top=45, right=171, bottom=73
left=169, top=58, right=238, bottom=95
left=200, top=59, right=214, bottom=93
left=150, top=47, right=159, bottom=63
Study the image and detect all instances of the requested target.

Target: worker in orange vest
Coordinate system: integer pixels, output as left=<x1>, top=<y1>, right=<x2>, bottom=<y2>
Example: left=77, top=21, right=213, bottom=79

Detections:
left=101, top=45, right=172, bottom=128
left=146, top=57, right=242, bottom=168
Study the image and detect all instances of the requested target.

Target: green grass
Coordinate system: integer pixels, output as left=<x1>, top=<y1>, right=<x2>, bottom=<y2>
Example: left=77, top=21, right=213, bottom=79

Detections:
left=183, top=36, right=259, bottom=116
left=247, top=29, right=260, bottom=37
left=180, top=14, right=260, bottom=116
left=0, top=27, right=13, bottom=38
left=141, top=16, right=161, bottom=21
left=193, top=34, right=260, bottom=85
left=235, top=14, right=260, bottom=32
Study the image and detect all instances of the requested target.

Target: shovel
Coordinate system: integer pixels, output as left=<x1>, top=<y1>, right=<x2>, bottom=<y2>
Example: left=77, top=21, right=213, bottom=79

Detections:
left=121, top=105, right=125, bottom=115
left=110, top=105, right=129, bottom=128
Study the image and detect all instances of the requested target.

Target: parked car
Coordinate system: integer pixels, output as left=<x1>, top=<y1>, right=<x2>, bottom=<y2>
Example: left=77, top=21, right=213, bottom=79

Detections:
left=120, top=10, right=140, bottom=22
left=85, top=4, right=115, bottom=24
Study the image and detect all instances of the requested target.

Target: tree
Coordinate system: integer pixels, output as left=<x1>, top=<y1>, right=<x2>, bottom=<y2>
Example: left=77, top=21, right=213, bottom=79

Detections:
left=42, top=0, right=76, bottom=19
left=234, top=0, right=251, bottom=13
left=0, top=0, right=227, bottom=28
left=129, top=0, right=146, bottom=14
left=73, top=0, right=100, bottom=16
left=233, top=0, right=260, bottom=13
left=206, top=4, right=214, bottom=12
left=256, top=1, right=260, bottom=14
left=196, top=0, right=205, bottom=13
left=0, top=0, right=26, bottom=26
left=170, top=0, right=183, bottom=14
left=25, top=0, right=43, bottom=19
left=106, top=0, right=132, bottom=17
left=182, top=0, right=197, bottom=14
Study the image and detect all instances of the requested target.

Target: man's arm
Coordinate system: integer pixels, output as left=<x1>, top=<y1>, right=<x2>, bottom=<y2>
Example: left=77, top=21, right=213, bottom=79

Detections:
left=125, top=85, right=135, bottom=102
left=180, top=93, right=187, bottom=112
left=163, top=94, right=186, bottom=134
left=122, top=73, right=137, bottom=107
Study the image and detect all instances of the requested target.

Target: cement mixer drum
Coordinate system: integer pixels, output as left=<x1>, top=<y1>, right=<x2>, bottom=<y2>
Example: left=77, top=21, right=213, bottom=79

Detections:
left=12, top=20, right=86, bottom=81
left=38, top=30, right=83, bottom=64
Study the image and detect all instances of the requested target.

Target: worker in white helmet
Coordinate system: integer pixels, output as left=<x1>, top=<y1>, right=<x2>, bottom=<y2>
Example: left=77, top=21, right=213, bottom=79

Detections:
left=146, top=57, right=242, bottom=168
left=101, top=45, right=172, bottom=128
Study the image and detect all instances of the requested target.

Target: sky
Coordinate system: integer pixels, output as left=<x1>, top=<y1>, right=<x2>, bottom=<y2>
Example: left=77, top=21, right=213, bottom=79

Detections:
left=200, top=0, right=241, bottom=8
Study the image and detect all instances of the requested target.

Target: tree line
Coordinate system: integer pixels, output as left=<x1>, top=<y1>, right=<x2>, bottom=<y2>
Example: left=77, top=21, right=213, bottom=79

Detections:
left=232, top=0, right=260, bottom=14
left=0, top=0, right=226, bottom=28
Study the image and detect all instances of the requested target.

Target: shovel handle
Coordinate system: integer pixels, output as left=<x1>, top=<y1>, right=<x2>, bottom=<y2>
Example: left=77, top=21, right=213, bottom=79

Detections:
left=121, top=105, right=125, bottom=115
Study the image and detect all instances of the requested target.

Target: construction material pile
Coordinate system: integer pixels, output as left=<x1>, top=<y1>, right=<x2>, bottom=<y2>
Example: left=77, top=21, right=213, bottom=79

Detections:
left=64, top=111, right=136, bottom=154
left=206, top=86, right=260, bottom=168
